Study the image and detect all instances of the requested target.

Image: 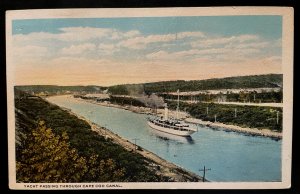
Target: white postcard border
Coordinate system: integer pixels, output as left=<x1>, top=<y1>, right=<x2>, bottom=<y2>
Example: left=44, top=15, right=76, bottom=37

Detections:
left=6, top=7, right=294, bottom=190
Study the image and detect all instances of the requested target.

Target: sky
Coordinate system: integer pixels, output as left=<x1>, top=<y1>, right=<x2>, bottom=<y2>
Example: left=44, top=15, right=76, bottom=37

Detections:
left=11, top=16, right=282, bottom=86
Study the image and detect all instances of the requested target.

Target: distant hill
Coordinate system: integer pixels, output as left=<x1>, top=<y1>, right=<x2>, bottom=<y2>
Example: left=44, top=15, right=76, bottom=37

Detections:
left=15, top=85, right=107, bottom=95
left=108, top=74, right=283, bottom=95
left=15, top=74, right=282, bottom=95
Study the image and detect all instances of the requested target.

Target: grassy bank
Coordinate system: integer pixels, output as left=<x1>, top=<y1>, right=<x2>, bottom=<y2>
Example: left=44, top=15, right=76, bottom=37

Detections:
left=166, top=100, right=282, bottom=131
left=15, top=90, right=169, bottom=182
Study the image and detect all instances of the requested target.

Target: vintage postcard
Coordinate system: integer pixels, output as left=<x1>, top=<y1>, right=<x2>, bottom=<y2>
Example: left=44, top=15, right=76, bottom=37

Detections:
left=6, top=7, right=293, bottom=189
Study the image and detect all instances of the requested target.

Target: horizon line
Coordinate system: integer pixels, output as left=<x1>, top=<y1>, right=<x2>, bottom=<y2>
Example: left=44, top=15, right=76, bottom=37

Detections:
left=14, top=73, right=283, bottom=87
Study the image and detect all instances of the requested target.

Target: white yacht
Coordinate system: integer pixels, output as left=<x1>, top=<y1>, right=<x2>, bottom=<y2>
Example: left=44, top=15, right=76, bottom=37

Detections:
left=147, top=90, right=196, bottom=137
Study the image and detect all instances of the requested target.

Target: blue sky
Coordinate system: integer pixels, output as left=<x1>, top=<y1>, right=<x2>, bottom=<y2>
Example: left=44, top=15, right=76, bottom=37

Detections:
left=12, top=16, right=282, bottom=86
left=13, top=16, right=282, bottom=38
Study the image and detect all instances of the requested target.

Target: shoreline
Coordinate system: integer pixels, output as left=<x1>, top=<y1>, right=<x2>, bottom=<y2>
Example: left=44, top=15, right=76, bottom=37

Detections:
left=59, top=105, right=204, bottom=182
left=72, top=96, right=282, bottom=140
left=185, top=118, right=282, bottom=140
left=46, top=95, right=203, bottom=182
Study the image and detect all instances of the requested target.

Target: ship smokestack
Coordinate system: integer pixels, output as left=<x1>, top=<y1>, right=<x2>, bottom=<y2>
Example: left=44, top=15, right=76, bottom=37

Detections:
left=164, top=103, right=169, bottom=120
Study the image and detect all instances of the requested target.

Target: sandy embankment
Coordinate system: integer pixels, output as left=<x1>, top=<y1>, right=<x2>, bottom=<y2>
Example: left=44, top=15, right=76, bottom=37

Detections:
left=74, top=97, right=282, bottom=139
left=185, top=118, right=282, bottom=139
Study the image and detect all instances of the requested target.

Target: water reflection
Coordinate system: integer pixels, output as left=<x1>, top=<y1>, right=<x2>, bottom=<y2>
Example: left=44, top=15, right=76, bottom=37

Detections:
left=149, top=128, right=195, bottom=145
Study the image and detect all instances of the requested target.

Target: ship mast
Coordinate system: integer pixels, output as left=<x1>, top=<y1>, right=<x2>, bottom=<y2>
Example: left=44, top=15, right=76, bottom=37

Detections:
left=176, top=89, right=179, bottom=119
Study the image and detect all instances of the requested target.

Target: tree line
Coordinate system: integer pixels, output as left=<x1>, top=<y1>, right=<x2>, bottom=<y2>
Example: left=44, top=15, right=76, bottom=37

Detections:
left=160, top=90, right=282, bottom=103
left=15, top=85, right=107, bottom=95
left=166, top=100, right=282, bottom=131
left=15, top=74, right=282, bottom=98
left=107, top=74, right=282, bottom=95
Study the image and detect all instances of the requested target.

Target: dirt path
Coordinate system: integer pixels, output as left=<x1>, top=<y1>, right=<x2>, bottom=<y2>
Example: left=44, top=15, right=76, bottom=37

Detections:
left=206, top=101, right=283, bottom=108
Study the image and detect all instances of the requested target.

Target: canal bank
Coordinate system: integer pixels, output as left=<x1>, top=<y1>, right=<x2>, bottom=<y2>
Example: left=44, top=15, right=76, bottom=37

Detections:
left=185, top=118, right=282, bottom=140
left=47, top=95, right=282, bottom=182
left=73, top=96, right=282, bottom=140
left=87, top=119, right=204, bottom=182
left=45, top=97, right=204, bottom=182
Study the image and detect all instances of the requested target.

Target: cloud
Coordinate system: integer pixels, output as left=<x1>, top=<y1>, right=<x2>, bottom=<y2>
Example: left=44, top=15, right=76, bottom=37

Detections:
left=58, top=27, right=114, bottom=41
left=58, top=27, right=141, bottom=41
left=13, top=32, right=57, bottom=47
left=13, top=27, right=139, bottom=45
left=98, top=43, right=115, bottom=50
left=118, top=34, right=176, bottom=49
left=236, top=34, right=259, bottom=42
left=191, top=34, right=259, bottom=48
left=274, top=39, right=282, bottom=48
left=14, top=54, right=282, bottom=86
left=177, top=31, right=205, bottom=39
left=118, top=31, right=205, bottom=49
left=124, top=30, right=141, bottom=37
left=146, top=47, right=261, bottom=62
left=14, top=32, right=52, bottom=40
left=61, top=43, right=96, bottom=55
left=264, top=56, right=282, bottom=63
left=98, top=43, right=118, bottom=55
left=110, top=30, right=141, bottom=40
left=12, top=45, right=48, bottom=58
left=231, top=42, right=269, bottom=49
left=146, top=50, right=171, bottom=60
left=12, top=25, right=282, bottom=86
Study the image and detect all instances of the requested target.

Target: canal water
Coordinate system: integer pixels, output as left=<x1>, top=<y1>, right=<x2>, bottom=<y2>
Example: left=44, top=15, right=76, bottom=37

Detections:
left=47, top=96, right=282, bottom=182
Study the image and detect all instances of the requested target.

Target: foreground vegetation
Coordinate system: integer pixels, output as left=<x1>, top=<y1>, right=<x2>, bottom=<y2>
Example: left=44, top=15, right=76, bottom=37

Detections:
left=16, top=121, right=125, bottom=182
left=166, top=100, right=282, bottom=131
left=15, top=90, right=166, bottom=182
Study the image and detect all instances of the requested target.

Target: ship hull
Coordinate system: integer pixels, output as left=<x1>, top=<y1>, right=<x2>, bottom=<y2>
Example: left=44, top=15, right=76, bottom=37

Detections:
left=147, top=121, right=195, bottom=137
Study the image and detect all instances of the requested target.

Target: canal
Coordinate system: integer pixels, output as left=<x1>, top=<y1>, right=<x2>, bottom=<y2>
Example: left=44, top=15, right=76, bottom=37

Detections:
left=47, top=95, right=282, bottom=182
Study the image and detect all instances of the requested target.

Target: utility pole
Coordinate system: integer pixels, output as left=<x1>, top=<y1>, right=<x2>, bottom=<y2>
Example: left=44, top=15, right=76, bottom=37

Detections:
left=133, top=138, right=140, bottom=152
left=214, top=114, right=217, bottom=122
left=199, top=165, right=211, bottom=182
left=176, top=89, right=180, bottom=119
left=234, top=108, right=237, bottom=118
left=103, top=125, right=107, bottom=138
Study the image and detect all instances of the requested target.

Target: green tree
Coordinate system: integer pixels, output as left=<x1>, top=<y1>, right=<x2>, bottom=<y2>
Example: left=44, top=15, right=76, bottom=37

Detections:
left=17, top=121, right=88, bottom=182
left=16, top=121, right=125, bottom=182
left=84, top=155, right=125, bottom=182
